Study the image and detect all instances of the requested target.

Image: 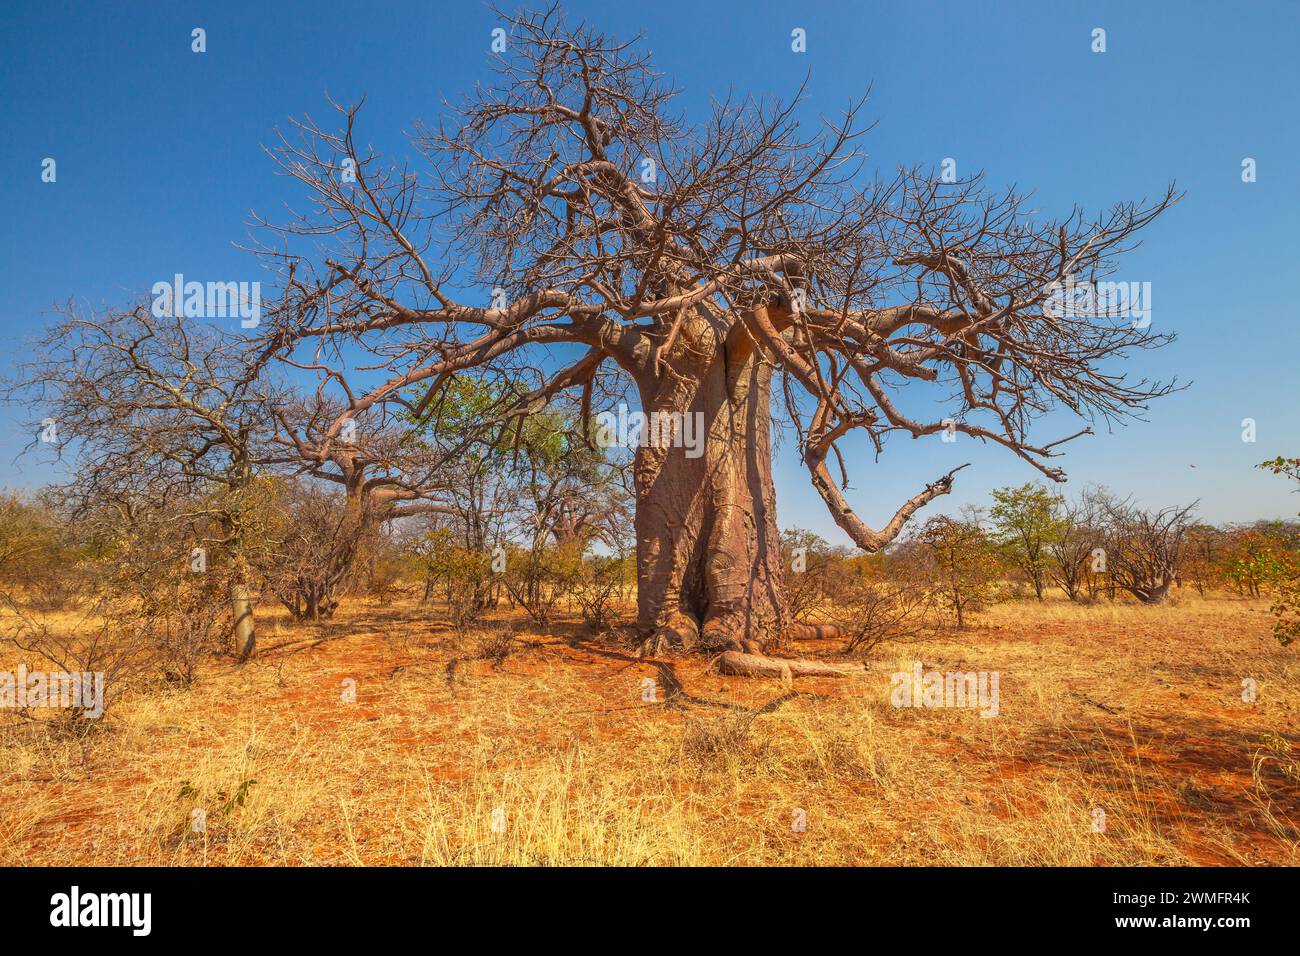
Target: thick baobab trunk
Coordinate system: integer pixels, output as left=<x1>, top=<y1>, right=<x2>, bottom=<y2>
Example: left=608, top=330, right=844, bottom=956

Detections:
left=633, top=310, right=789, bottom=656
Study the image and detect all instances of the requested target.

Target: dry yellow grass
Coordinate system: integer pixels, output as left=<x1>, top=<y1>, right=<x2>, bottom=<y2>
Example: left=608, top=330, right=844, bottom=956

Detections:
left=2, top=590, right=1297, bottom=865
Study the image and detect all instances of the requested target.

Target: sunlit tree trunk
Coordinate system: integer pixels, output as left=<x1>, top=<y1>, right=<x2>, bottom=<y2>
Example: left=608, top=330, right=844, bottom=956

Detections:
left=223, top=513, right=256, bottom=662
left=634, top=311, right=789, bottom=654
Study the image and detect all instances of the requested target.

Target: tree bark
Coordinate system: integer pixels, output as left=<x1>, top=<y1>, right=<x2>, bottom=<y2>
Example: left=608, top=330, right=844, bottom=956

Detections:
left=230, top=577, right=256, bottom=662
left=633, top=310, right=789, bottom=655
left=1125, top=576, right=1175, bottom=604
left=222, top=512, right=256, bottom=662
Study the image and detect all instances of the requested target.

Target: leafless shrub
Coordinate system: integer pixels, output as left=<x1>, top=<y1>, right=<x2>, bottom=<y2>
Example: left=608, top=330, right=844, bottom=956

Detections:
left=1, top=593, right=158, bottom=729
left=572, top=554, right=629, bottom=631
left=472, top=626, right=515, bottom=669
left=826, top=572, right=934, bottom=656
left=501, top=542, right=582, bottom=630
left=149, top=594, right=226, bottom=687
left=22, top=569, right=84, bottom=613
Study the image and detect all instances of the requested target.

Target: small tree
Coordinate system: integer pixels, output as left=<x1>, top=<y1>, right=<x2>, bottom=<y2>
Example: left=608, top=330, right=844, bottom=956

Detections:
left=571, top=552, right=631, bottom=631
left=1182, top=523, right=1227, bottom=596
left=1222, top=523, right=1293, bottom=598
left=989, top=482, right=1063, bottom=600
left=915, top=515, right=1002, bottom=628
left=501, top=539, right=583, bottom=630
left=260, top=480, right=376, bottom=621
left=1047, top=489, right=1104, bottom=603
left=823, top=555, right=933, bottom=654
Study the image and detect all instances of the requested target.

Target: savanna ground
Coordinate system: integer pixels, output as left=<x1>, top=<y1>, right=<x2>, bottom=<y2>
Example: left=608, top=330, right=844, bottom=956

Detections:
left=2, top=592, right=1297, bottom=866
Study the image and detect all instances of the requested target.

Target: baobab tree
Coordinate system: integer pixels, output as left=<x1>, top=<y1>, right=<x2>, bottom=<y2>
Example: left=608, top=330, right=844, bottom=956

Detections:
left=1098, top=496, right=1198, bottom=604
left=252, top=6, right=1177, bottom=671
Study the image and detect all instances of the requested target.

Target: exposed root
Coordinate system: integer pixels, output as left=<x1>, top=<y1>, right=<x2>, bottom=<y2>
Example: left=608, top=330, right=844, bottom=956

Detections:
left=637, top=613, right=699, bottom=659
left=716, top=650, right=861, bottom=680
left=636, top=633, right=671, bottom=659
left=639, top=617, right=856, bottom=680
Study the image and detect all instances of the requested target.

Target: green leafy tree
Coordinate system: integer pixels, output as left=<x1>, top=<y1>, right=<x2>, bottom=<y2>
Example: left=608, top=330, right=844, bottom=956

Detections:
left=988, top=483, right=1063, bottom=600
left=1257, top=457, right=1300, bottom=646
left=1223, top=524, right=1292, bottom=598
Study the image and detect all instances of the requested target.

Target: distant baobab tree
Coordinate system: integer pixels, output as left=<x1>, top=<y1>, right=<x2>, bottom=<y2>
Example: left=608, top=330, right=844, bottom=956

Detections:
left=252, top=5, right=1177, bottom=672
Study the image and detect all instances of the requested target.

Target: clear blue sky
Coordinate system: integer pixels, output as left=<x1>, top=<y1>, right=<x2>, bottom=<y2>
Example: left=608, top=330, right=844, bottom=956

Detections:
left=2, top=0, right=1298, bottom=544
